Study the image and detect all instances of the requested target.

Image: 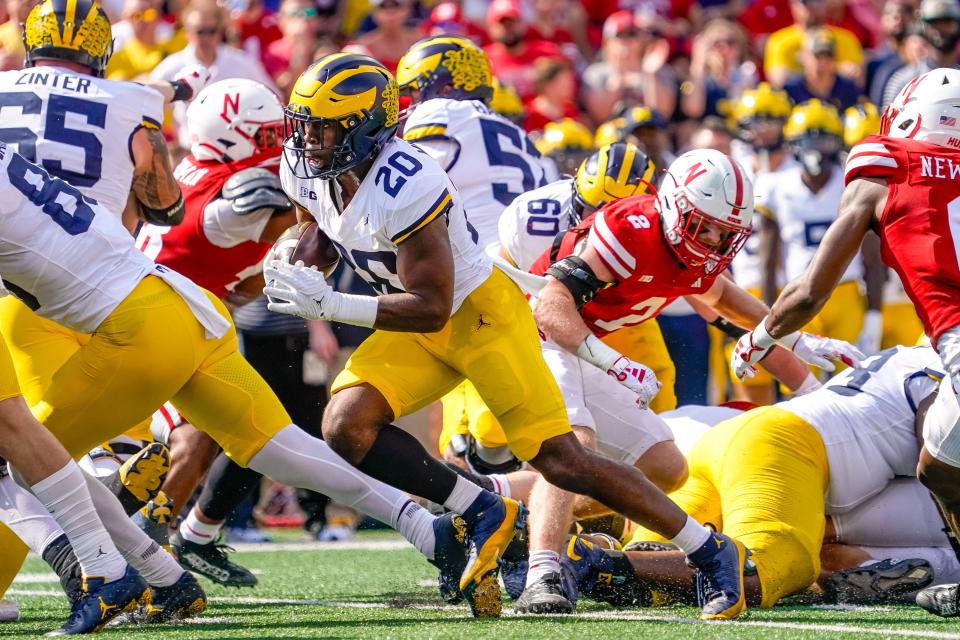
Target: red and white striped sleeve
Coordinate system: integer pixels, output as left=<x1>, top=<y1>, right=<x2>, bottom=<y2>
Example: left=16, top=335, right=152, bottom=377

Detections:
left=844, top=139, right=898, bottom=186
left=587, top=208, right=638, bottom=280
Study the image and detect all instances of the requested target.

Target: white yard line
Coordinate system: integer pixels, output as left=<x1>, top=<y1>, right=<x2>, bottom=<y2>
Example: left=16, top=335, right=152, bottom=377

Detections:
left=228, top=539, right=411, bottom=553
left=11, top=586, right=960, bottom=639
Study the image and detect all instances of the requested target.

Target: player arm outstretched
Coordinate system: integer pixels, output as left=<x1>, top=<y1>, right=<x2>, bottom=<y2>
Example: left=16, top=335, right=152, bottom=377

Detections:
left=534, top=242, right=662, bottom=408
left=264, top=216, right=455, bottom=332
left=730, top=177, right=885, bottom=379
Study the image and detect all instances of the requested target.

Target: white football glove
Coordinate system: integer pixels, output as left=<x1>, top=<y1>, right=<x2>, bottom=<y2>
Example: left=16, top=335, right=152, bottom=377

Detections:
left=856, top=309, right=883, bottom=356
left=607, top=356, right=662, bottom=409
left=263, top=260, right=378, bottom=326
left=731, top=329, right=776, bottom=380
left=171, top=64, right=211, bottom=102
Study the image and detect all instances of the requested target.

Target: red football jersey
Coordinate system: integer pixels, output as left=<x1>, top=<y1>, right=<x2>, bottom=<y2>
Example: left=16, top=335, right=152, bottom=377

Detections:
left=136, top=149, right=281, bottom=299
left=529, top=194, right=716, bottom=337
left=845, top=135, right=960, bottom=347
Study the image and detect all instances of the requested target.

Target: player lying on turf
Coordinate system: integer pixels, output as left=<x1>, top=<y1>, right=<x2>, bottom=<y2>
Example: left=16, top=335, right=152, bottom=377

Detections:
left=557, top=346, right=945, bottom=609
left=730, top=67, right=960, bottom=618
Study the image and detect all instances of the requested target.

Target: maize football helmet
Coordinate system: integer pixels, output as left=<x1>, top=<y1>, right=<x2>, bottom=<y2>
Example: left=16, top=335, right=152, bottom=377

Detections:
left=536, top=118, right=595, bottom=176
left=657, top=149, right=753, bottom=275
left=489, top=78, right=524, bottom=124
left=284, top=53, right=400, bottom=180
left=396, top=36, right=493, bottom=108
left=843, top=101, right=881, bottom=148
left=784, top=99, right=844, bottom=176
left=730, top=83, right=793, bottom=150
left=23, top=0, right=113, bottom=77
left=574, top=142, right=655, bottom=215
left=187, top=79, right=285, bottom=163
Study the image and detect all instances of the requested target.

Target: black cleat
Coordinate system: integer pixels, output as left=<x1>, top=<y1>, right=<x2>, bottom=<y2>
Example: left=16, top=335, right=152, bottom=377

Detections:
left=430, top=512, right=468, bottom=604
left=46, top=566, right=150, bottom=635
left=828, top=558, right=934, bottom=605
left=917, top=582, right=960, bottom=617
left=144, top=571, right=207, bottom=623
left=515, top=572, right=574, bottom=614
left=171, top=531, right=257, bottom=587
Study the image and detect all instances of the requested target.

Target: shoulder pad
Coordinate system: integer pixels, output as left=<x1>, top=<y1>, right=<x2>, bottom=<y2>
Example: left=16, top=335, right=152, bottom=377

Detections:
left=222, top=167, right=290, bottom=215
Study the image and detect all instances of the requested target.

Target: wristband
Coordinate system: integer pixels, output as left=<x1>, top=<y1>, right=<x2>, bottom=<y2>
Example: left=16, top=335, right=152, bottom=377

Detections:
left=334, top=292, right=379, bottom=328
left=755, top=315, right=801, bottom=351
left=576, top=334, right=623, bottom=372
left=794, top=372, right=821, bottom=396
left=862, top=309, right=883, bottom=333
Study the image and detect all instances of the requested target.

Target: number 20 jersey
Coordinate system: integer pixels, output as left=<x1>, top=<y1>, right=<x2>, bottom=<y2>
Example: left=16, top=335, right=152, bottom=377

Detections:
left=0, top=66, right=165, bottom=216
left=845, top=135, right=960, bottom=346
left=529, top=194, right=716, bottom=337
left=280, top=137, right=492, bottom=313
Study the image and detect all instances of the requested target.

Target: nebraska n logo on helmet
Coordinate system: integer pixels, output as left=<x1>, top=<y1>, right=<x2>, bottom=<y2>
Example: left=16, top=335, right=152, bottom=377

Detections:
left=23, top=0, right=113, bottom=77
left=656, top=149, right=753, bottom=275
left=187, top=79, right=285, bottom=163
left=284, top=53, right=400, bottom=180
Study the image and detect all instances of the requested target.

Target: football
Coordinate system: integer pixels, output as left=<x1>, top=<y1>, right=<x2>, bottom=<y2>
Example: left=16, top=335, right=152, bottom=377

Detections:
left=269, top=221, right=340, bottom=278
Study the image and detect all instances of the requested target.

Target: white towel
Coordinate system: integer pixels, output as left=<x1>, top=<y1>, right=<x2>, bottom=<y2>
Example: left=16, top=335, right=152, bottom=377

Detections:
left=151, top=264, right=230, bottom=339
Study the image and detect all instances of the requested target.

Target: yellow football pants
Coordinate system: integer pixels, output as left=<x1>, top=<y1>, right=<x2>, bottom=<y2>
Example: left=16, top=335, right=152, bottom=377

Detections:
left=18, top=276, right=290, bottom=464
left=627, top=406, right=829, bottom=607
left=881, top=302, right=924, bottom=350
left=0, top=333, right=26, bottom=598
left=437, top=317, right=676, bottom=456
left=334, top=268, right=570, bottom=462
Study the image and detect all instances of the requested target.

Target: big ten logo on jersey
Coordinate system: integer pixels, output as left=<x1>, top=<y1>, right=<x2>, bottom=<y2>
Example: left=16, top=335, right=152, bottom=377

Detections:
left=174, top=160, right=209, bottom=187
left=919, top=154, right=960, bottom=180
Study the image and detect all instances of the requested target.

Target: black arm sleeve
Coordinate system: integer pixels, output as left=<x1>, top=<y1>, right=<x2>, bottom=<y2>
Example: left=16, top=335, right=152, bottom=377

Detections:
left=709, top=315, right=748, bottom=339
left=140, top=194, right=185, bottom=227
left=545, top=255, right=610, bottom=309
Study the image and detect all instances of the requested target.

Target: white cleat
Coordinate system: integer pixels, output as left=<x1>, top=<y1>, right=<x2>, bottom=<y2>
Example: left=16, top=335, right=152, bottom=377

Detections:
left=0, top=599, right=20, bottom=622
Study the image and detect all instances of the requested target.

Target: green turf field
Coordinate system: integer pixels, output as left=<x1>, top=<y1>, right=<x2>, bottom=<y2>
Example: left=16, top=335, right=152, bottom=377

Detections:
left=6, top=530, right=960, bottom=639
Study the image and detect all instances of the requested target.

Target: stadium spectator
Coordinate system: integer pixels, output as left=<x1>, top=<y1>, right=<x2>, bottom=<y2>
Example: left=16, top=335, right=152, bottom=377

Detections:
left=0, top=0, right=35, bottom=70
left=262, top=0, right=325, bottom=89
left=233, top=0, right=283, bottom=64
left=763, top=0, right=864, bottom=87
left=524, top=57, right=581, bottom=133
left=483, top=0, right=565, bottom=102
left=343, top=0, right=422, bottom=73
left=106, top=0, right=187, bottom=81
left=866, top=0, right=917, bottom=105
left=529, top=0, right=591, bottom=62
left=824, top=0, right=876, bottom=47
left=619, top=106, right=674, bottom=183
left=422, top=2, right=489, bottom=44
left=581, top=10, right=675, bottom=125
left=881, top=0, right=960, bottom=106
left=151, top=0, right=276, bottom=148
left=688, top=115, right=735, bottom=154
left=681, top=18, right=757, bottom=120
left=783, top=28, right=862, bottom=111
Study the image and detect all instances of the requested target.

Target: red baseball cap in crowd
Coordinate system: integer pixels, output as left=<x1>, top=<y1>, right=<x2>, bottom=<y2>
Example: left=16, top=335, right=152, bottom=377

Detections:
left=603, top=10, right=637, bottom=39
left=488, top=0, right=522, bottom=23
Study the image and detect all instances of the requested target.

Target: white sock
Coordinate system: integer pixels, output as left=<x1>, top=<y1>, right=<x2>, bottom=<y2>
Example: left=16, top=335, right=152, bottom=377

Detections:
left=29, top=461, right=126, bottom=582
left=179, top=508, right=221, bottom=545
left=0, top=473, right=64, bottom=555
left=669, top=516, right=712, bottom=555
left=248, top=425, right=431, bottom=544
left=488, top=474, right=511, bottom=498
left=443, top=475, right=483, bottom=515
left=81, top=472, right=182, bottom=587
left=525, top=550, right=561, bottom=587
left=396, top=500, right=436, bottom=559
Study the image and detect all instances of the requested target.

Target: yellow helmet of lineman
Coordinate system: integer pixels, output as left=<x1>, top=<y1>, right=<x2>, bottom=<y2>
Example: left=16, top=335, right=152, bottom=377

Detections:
left=536, top=118, right=594, bottom=156
left=489, top=77, right=524, bottom=124
left=396, top=35, right=493, bottom=106
left=843, top=101, right=881, bottom=147
left=783, top=99, right=844, bottom=141
left=731, top=83, right=793, bottom=148
left=284, top=53, right=399, bottom=179
left=574, top=142, right=656, bottom=213
left=23, top=0, right=113, bottom=77
left=594, top=117, right=625, bottom=147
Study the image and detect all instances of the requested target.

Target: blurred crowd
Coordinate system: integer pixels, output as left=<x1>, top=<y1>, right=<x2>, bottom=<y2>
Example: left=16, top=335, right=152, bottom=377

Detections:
left=0, top=0, right=947, bottom=146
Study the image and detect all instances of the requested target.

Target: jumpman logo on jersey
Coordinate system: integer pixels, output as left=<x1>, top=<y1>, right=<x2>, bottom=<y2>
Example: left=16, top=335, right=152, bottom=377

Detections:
left=477, top=314, right=491, bottom=331
left=96, top=545, right=107, bottom=558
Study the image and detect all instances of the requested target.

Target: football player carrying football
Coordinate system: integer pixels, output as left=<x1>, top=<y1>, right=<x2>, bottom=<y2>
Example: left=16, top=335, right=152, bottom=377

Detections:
left=731, top=67, right=960, bottom=618
left=270, top=52, right=772, bottom=621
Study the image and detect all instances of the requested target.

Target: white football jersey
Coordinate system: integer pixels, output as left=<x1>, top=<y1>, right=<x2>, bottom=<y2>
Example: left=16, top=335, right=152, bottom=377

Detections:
left=764, top=163, right=863, bottom=283
left=498, top=178, right=577, bottom=271
left=281, top=138, right=492, bottom=313
left=404, top=98, right=550, bottom=249
left=0, top=144, right=155, bottom=332
left=778, top=346, right=942, bottom=513
left=0, top=66, right=165, bottom=217
left=729, top=165, right=790, bottom=292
